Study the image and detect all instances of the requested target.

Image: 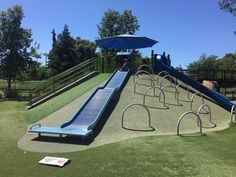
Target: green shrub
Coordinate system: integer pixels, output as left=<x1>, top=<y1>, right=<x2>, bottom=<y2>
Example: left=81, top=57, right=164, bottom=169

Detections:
left=5, top=89, right=19, bottom=98
left=0, top=89, right=5, bottom=99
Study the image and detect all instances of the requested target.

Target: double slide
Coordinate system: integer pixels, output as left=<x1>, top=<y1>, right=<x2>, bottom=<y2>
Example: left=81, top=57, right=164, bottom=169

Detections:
left=29, top=69, right=130, bottom=138
left=156, top=60, right=235, bottom=112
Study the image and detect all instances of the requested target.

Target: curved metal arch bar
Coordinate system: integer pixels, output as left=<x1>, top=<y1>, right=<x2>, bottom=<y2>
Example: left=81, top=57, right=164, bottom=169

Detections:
left=197, top=104, right=216, bottom=128
left=176, top=82, right=191, bottom=100
left=159, top=75, right=177, bottom=89
left=190, top=92, right=205, bottom=111
left=160, top=84, right=180, bottom=105
left=143, top=87, right=164, bottom=106
left=133, top=70, right=152, bottom=83
left=156, top=71, right=170, bottom=84
left=143, top=87, right=156, bottom=105
left=134, top=76, right=155, bottom=93
left=137, top=64, right=153, bottom=74
left=177, top=111, right=202, bottom=136
left=230, top=105, right=236, bottom=123
left=158, top=88, right=166, bottom=107
left=121, top=103, right=154, bottom=131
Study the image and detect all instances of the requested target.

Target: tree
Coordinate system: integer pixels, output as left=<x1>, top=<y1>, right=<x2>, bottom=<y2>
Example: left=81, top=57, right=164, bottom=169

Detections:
left=218, top=53, right=236, bottom=70
left=74, top=37, right=96, bottom=63
left=219, top=0, right=236, bottom=34
left=97, top=9, right=121, bottom=38
left=48, top=29, right=60, bottom=73
left=187, top=53, right=236, bottom=71
left=0, top=5, right=38, bottom=90
left=48, top=25, right=76, bottom=74
left=97, top=9, right=140, bottom=72
left=48, top=26, right=96, bottom=75
left=26, top=61, right=48, bottom=80
left=187, top=54, right=219, bottom=70
left=120, top=10, right=140, bottom=35
left=219, top=0, right=236, bottom=16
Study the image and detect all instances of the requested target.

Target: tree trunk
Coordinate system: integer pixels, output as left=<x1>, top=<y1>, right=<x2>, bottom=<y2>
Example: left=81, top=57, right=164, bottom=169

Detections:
left=7, top=77, right=11, bottom=90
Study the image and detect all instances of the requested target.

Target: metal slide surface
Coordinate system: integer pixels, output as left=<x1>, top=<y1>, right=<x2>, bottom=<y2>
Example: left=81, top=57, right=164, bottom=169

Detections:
left=61, top=88, right=115, bottom=130
left=156, top=60, right=234, bottom=112
left=29, top=69, right=129, bottom=137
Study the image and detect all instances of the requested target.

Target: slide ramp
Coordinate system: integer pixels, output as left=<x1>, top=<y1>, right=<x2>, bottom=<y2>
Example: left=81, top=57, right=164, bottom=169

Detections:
left=156, top=60, right=234, bottom=112
left=29, top=69, right=129, bottom=138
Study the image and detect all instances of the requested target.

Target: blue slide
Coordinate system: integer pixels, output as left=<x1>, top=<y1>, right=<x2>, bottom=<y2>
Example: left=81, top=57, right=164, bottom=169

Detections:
left=29, top=69, right=130, bottom=138
left=155, top=59, right=235, bottom=112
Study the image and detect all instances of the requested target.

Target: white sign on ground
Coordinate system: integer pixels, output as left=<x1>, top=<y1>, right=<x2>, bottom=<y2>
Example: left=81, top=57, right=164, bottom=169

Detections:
left=39, top=156, right=70, bottom=167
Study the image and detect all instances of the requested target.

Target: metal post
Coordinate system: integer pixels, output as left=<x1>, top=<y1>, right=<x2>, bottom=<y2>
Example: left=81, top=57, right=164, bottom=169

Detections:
left=53, top=77, right=55, bottom=93
left=29, top=89, right=32, bottom=106
left=151, top=50, right=154, bottom=72
left=102, top=57, right=104, bottom=73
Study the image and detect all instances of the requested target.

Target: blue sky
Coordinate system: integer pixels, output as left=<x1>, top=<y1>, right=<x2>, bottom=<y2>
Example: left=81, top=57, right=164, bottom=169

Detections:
left=0, top=0, right=235, bottom=68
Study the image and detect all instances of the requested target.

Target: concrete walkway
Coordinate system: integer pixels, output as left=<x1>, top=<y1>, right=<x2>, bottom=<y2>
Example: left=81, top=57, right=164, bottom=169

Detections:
left=18, top=76, right=231, bottom=153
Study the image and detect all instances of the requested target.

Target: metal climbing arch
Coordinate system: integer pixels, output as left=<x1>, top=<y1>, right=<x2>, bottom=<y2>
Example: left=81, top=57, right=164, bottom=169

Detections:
left=134, top=76, right=155, bottom=94
left=197, top=104, right=216, bottom=128
left=177, top=111, right=203, bottom=136
left=230, top=105, right=236, bottom=123
left=156, top=71, right=170, bottom=85
left=159, top=74, right=177, bottom=89
left=133, top=69, right=153, bottom=83
left=121, top=103, right=155, bottom=131
left=142, top=87, right=166, bottom=108
left=190, top=92, right=205, bottom=112
left=137, top=64, right=153, bottom=74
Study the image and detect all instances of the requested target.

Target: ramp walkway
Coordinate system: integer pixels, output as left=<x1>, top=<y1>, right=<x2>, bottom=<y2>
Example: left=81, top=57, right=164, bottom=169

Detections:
left=28, top=69, right=129, bottom=138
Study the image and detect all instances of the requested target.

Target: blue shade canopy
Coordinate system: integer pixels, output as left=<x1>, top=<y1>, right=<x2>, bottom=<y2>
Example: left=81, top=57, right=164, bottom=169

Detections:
left=95, top=34, right=158, bottom=49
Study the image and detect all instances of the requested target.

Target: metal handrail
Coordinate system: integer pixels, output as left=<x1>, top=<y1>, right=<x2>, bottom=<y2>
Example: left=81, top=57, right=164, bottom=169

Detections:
left=29, top=59, right=95, bottom=105
left=121, top=103, right=152, bottom=130
left=30, top=70, right=91, bottom=102
left=30, top=58, right=95, bottom=90
left=197, top=104, right=216, bottom=128
left=177, top=111, right=202, bottom=136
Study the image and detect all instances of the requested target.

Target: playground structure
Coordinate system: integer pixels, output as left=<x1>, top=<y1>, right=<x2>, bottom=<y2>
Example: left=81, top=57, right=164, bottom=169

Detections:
left=121, top=53, right=236, bottom=135
left=29, top=69, right=130, bottom=139
left=28, top=51, right=236, bottom=139
left=27, top=31, right=236, bottom=141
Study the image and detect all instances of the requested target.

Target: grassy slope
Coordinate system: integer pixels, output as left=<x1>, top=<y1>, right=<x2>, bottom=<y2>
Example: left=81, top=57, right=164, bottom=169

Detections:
left=24, top=73, right=110, bottom=124
left=0, top=74, right=236, bottom=177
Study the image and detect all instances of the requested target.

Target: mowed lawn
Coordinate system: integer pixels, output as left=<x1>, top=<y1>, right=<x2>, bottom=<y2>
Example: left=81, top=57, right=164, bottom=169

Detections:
left=0, top=80, right=42, bottom=89
left=0, top=74, right=236, bottom=177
